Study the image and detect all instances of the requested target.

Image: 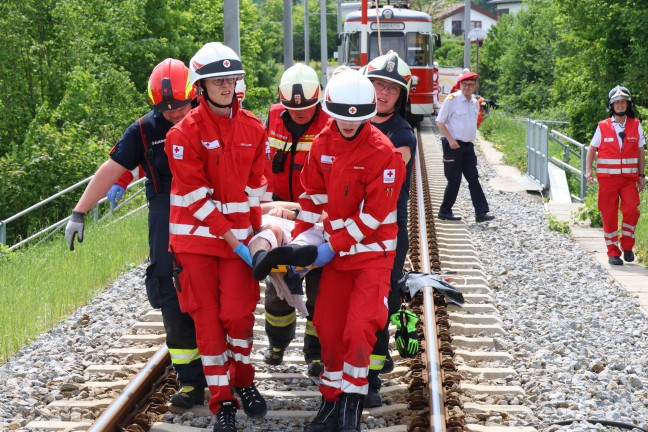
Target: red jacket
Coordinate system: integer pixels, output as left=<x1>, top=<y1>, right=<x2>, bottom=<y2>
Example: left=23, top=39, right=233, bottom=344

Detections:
left=596, top=117, right=641, bottom=179
left=165, top=97, right=268, bottom=257
left=264, top=103, right=330, bottom=202
left=293, top=122, right=405, bottom=271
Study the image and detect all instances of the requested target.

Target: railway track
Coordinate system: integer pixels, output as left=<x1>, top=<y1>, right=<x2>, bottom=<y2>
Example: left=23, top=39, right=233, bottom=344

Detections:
left=25, top=119, right=537, bottom=432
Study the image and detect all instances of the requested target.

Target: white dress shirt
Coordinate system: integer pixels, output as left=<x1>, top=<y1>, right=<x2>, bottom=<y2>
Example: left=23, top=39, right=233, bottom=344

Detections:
left=437, top=91, right=480, bottom=142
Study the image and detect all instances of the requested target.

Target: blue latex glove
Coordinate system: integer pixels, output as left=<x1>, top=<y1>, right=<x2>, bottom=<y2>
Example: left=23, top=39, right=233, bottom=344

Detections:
left=312, top=242, right=336, bottom=267
left=233, top=243, right=253, bottom=267
left=107, top=184, right=125, bottom=207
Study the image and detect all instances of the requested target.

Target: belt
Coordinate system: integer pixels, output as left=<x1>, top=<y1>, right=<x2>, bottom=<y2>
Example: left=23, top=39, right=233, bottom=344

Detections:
left=456, top=140, right=473, bottom=145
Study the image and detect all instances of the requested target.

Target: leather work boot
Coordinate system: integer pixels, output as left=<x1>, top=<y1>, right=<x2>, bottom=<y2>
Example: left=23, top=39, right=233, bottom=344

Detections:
left=213, top=400, right=237, bottom=432
left=170, top=386, right=204, bottom=408
left=234, top=383, right=268, bottom=418
left=623, top=250, right=635, bottom=262
left=263, top=346, right=285, bottom=365
left=609, top=256, right=623, bottom=266
left=338, top=393, right=364, bottom=431
left=438, top=212, right=461, bottom=221
left=307, top=359, right=325, bottom=377
left=363, top=386, right=381, bottom=408
left=304, top=398, right=340, bottom=432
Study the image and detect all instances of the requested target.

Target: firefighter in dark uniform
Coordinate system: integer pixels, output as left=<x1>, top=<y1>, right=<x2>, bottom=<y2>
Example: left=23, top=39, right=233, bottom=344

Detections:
left=362, top=51, right=417, bottom=407
left=260, top=63, right=329, bottom=376
left=65, top=58, right=207, bottom=409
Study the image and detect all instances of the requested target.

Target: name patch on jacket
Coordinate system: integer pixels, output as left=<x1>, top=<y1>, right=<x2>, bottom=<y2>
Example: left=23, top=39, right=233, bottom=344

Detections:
left=172, top=145, right=184, bottom=160
left=321, top=155, right=334, bottom=164
left=383, top=169, right=396, bottom=183
left=603, top=138, right=614, bottom=142
left=201, top=139, right=221, bottom=150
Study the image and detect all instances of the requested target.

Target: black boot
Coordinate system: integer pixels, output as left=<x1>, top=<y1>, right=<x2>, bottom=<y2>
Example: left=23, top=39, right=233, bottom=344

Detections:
left=304, top=398, right=340, bottom=432
left=338, top=393, right=363, bottom=432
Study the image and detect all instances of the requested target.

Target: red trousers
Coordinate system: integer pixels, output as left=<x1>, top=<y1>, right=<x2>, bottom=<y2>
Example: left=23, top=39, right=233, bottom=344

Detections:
left=314, top=266, right=391, bottom=401
left=175, top=253, right=260, bottom=413
left=597, top=176, right=640, bottom=256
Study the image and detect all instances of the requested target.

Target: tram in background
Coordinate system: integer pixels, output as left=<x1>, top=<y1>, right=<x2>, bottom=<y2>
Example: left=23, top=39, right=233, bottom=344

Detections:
left=338, top=2, right=441, bottom=124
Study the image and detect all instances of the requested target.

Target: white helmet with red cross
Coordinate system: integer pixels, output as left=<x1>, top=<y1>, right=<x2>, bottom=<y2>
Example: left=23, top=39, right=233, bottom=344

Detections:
left=322, top=69, right=376, bottom=121
left=279, top=63, right=322, bottom=110
left=189, top=42, right=245, bottom=86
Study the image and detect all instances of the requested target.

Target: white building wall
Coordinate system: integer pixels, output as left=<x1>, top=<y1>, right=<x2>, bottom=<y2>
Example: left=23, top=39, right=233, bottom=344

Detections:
left=442, top=10, right=498, bottom=35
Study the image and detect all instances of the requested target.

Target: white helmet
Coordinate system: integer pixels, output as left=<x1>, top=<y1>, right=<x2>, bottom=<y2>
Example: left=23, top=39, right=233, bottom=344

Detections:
left=189, top=42, right=245, bottom=85
left=279, top=64, right=322, bottom=110
left=608, top=85, right=631, bottom=104
left=364, top=51, right=412, bottom=93
left=235, top=79, right=246, bottom=103
left=433, top=61, right=439, bottom=68
left=322, top=69, right=376, bottom=121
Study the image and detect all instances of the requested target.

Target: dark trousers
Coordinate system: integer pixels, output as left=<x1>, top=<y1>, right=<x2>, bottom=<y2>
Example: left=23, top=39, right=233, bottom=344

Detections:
left=439, top=138, right=489, bottom=215
left=147, top=194, right=205, bottom=388
left=369, top=219, right=409, bottom=390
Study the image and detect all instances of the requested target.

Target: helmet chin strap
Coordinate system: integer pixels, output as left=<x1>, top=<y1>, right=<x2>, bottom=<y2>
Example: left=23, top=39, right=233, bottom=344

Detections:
left=376, top=110, right=395, bottom=118
left=612, top=109, right=627, bottom=117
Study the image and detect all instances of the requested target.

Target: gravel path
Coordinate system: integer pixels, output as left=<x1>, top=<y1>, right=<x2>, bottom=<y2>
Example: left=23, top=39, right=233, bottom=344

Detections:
left=2, top=133, right=647, bottom=432
left=461, top=138, right=648, bottom=431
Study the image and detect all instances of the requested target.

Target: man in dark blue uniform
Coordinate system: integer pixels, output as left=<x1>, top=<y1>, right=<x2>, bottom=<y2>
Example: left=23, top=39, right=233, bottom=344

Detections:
left=362, top=51, right=417, bottom=407
left=65, top=58, right=206, bottom=409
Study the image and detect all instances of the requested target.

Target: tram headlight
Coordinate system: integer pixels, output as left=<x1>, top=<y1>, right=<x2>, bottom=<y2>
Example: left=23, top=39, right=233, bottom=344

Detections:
left=382, top=9, right=393, bottom=20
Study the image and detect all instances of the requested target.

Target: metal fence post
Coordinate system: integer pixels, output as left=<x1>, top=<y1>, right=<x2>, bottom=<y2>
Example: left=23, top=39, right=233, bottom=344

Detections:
left=580, top=145, right=588, bottom=200
left=0, top=221, right=5, bottom=246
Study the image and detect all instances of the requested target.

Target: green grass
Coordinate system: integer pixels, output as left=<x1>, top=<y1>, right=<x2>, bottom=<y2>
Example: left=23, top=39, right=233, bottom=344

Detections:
left=0, top=209, right=148, bottom=363
left=480, top=112, right=648, bottom=265
left=479, top=113, right=527, bottom=170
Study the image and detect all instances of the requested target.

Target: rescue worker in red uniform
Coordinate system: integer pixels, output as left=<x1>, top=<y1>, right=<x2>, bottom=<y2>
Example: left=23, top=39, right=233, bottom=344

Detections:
left=586, top=85, right=646, bottom=266
left=164, top=42, right=268, bottom=432
left=298, top=69, right=405, bottom=432
left=362, top=51, right=417, bottom=408
left=64, top=59, right=207, bottom=409
left=257, top=63, right=330, bottom=376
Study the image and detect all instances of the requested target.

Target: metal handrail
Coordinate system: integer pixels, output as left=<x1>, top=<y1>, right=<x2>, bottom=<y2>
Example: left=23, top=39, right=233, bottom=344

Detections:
left=1, top=176, right=146, bottom=249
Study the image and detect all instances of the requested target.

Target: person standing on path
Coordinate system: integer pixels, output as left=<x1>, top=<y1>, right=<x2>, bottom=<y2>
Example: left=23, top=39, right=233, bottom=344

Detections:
left=436, top=71, right=494, bottom=223
left=164, top=42, right=268, bottom=432
left=64, top=58, right=207, bottom=409
left=259, top=63, right=329, bottom=377
left=361, top=51, right=417, bottom=408
left=586, top=85, right=645, bottom=266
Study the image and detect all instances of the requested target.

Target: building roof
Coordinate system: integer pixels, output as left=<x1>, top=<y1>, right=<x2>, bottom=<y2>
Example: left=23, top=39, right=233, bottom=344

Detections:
left=488, top=0, right=522, bottom=4
left=433, top=3, right=499, bottom=22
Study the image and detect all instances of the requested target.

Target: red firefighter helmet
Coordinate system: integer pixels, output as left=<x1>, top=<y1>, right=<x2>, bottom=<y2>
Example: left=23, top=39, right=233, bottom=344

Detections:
left=147, top=58, right=197, bottom=111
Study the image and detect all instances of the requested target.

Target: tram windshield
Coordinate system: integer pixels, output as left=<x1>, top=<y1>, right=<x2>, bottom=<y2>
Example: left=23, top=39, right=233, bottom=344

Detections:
left=342, top=31, right=432, bottom=67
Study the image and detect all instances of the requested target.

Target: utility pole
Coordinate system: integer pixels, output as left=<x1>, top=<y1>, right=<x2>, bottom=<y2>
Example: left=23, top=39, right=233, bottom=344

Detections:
left=336, top=0, right=342, bottom=62
left=223, top=0, right=240, bottom=55
left=284, top=0, right=294, bottom=69
left=463, top=0, right=471, bottom=70
left=305, top=0, right=310, bottom=64
left=320, top=0, right=328, bottom=85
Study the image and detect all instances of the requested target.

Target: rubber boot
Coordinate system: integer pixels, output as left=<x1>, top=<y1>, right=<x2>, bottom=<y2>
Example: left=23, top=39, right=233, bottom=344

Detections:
left=338, top=393, right=363, bottom=431
left=304, top=398, right=340, bottom=432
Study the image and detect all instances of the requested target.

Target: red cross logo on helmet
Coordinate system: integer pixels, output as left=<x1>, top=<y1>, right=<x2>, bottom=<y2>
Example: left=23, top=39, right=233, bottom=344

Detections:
left=348, top=106, right=357, bottom=115
left=223, top=60, right=231, bottom=68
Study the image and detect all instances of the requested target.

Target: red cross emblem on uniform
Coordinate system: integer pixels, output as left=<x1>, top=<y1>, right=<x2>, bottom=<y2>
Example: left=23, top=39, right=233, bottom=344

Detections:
left=348, top=106, right=357, bottom=115
left=223, top=60, right=231, bottom=68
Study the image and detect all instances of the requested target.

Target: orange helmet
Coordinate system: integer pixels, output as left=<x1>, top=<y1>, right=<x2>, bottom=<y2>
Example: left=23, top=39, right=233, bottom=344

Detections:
left=147, top=58, right=197, bottom=111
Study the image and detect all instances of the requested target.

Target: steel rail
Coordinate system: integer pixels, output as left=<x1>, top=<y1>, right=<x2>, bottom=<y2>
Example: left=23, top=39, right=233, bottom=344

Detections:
left=414, top=129, right=446, bottom=431
left=88, top=345, right=171, bottom=432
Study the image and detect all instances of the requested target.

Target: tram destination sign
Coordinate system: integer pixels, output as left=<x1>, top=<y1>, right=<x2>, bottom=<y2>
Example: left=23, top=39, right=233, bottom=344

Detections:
left=370, top=22, right=406, bottom=30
